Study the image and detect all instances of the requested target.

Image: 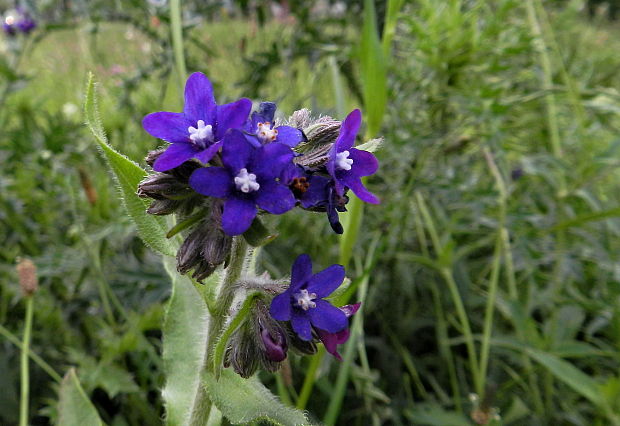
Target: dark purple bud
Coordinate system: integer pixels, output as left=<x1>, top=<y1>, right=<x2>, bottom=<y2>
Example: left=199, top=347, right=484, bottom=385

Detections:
left=260, top=327, right=287, bottom=362
left=511, top=168, right=524, bottom=181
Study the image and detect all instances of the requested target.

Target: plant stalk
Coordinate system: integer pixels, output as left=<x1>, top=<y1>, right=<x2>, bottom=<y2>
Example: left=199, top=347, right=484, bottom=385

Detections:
left=19, top=296, right=34, bottom=426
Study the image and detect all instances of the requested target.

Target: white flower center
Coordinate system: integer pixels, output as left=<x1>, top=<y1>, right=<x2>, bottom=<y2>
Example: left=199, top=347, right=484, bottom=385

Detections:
left=295, top=289, right=317, bottom=311
left=335, top=150, right=354, bottom=171
left=188, top=120, right=214, bottom=147
left=257, top=122, right=278, bottom=144
left=234, top=168, right=260, bottom=193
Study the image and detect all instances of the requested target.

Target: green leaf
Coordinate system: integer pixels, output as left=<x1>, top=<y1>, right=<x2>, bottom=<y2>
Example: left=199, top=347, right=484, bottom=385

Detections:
left=203, top=369, right=310, bottom=425
left=404, top=403, right=470, bottom=426
left=57, top=368, right=104, bottom=426
left=527, top=349, right=605, bottom=407
left=161, top=257, right=214, bottom=425
left=243, top=217, right=278, bottom=247
left=356, top=137, right=383, bottom=153
left=84, top=73, right=176, bottom=257
left=360, top=0, right=387, bottom=137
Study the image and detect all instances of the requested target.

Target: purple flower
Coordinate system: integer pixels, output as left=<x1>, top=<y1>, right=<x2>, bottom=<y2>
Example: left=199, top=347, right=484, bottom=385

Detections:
left=327, top=109, right=379, bottom=204
left=16, top=16, right=35, bottom=33
left=142, top=72, right=252, bottom=172
left=2, top=21, right=16, bottom=35
left=282, top=164, right=348, bottom=234
left=244, top=102, right=304, bottom=148
left=316, top=303, right=360, bottom=361
left=270, top=254, right=348, bottom=341
left=189, top=130, right=296, bottom=235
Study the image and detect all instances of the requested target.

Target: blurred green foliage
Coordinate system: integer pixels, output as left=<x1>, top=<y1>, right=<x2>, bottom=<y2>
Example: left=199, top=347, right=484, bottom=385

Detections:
left=2, top=0, right=620, bottom=424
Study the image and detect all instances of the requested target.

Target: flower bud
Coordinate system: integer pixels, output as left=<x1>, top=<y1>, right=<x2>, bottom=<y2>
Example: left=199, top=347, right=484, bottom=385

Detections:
left=16, top=258, right=38, bottom=297
left=146, top=198, right=183, bottom=215
left=225, top=299, right=291, bottom=378
left=176, top=211, right=232, bottom=282
left=137, top=173, right=194, bottom=200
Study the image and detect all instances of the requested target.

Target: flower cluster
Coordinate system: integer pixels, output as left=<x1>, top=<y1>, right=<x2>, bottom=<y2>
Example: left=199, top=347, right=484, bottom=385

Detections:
left=224, top=254, right=359, bottom=377
left=138, top=72, right=376, bottom=377
left=2, top=8, right=36, bottom=36
left=139, top=72, right=379, bottom=280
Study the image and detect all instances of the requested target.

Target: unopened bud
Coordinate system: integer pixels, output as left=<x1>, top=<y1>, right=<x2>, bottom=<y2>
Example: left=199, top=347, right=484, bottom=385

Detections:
left=137, top=173, right=194, bottom=200
left=16, top=258, right=38, bottom=297
left=147, top=198, right=183, bottom=215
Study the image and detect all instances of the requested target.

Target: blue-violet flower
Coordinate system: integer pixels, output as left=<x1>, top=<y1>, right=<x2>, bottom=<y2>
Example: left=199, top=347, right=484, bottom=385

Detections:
left=270, top=254, right=348, bottom=341
left=244, top=101, right=304, bottom=148
left=142, top=72, right=252, bottom=172
left=327, top=109, right=379, bottom=204
left=316, top=303, right=360, bottom=360
left=189, top=129, right=296, bottom=235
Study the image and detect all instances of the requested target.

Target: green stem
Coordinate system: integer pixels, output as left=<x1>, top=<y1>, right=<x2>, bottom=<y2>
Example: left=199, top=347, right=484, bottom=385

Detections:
left=525, top=0, right=562, bottom=159
left=170, top=0, right=187, bottom=90
left=416, top=191, right=481, bottom=393
left=19, top=296, right=34, bottom=426
left=0, top=324, right=61, bottom=383
left=440, top=268, right=481, bottom=394
left=478, top=148, right=507, bottom=397
left=323, top=272, right=370, bottom=426
left=185, top=237, right=248, bottom=425
left=296, top=346, right=325, bottom=409
left=208, top=237, right=249, bottom=361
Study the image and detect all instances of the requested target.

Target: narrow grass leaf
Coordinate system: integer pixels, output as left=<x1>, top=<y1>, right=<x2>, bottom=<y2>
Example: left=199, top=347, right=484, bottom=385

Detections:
left=57, top=368, right=104, bottom=426
left=360, top=0, right=387, bottom=137
left=84, top=73, right=176, bottom=257
left=203, top=368, right=310, bottom=426
left=527, top=349, right=605, bottom=407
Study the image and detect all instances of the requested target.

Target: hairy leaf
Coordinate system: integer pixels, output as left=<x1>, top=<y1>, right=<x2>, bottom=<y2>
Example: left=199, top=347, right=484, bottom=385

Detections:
left=84, top=73, right=176, bottom=256
left=57, top=368, right=104, bottom=426
left=161, top=257, right=214, bottom=425
left=204, top=369, right=310, bottom=425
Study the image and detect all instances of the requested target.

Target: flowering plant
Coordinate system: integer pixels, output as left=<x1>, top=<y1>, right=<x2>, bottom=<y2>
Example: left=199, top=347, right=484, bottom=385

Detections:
left=85, top=71, right=382, bottom=425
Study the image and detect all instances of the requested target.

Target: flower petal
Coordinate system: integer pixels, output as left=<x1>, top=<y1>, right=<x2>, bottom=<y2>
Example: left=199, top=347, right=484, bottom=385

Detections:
left=306, top=264, right=345, bottom=298
left=183, top=72, right=216, bottom=124
left=189, top=167, right=232, bottom=198
left=340, top=302, right=361, bottom=318
left=274, top=125, right=304, bottom=147
left=153, top=143, right=197, bottom=172
left=215, top=98, right=252, bottom=140
left=291, top=311, right=312, bottom=341
left=317, top=328, right=350, bottom=361
left=142, top=112, right=192, bottom=143
left=222, top=130, right=254, bottom=173
left=252, top=143, right=294, bottom=180
left=255, top=181, right=296, bottom=215
left=270, top=292, right=292, bottom=321
left=348, top=148, right=378, bottom=178
left=308, top=300, right=348, bottom=333
left=290, top=254, right=313, bottom=291
left=335, top=109, right=362, bottom=152
left=341, top=175, right=379, bottom=204
left=194, top=141, right=222, bottom=164
left=300, top=175, right=329, bottom=208
left=221, top=197, right=257, bottom=236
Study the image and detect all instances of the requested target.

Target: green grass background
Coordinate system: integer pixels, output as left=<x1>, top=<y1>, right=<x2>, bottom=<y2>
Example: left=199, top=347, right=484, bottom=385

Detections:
left=3, top=0, right=620, bottom=424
